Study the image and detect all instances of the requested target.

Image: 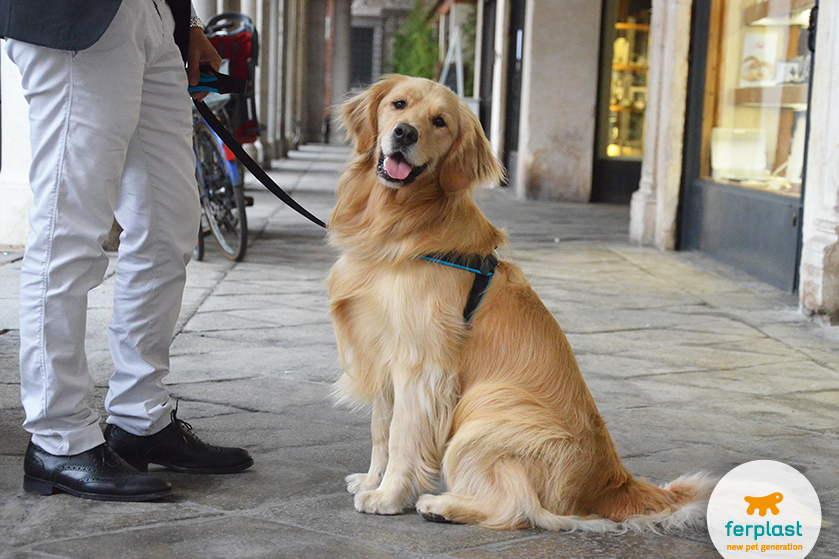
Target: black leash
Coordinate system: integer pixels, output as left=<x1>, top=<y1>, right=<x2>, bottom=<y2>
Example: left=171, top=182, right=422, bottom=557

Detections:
left=193, top=94, right=326, bottom=229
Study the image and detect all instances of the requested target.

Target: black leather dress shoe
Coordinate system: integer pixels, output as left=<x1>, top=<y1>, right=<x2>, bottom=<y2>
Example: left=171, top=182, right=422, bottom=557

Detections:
left=23, top=442, right=172, bottom=501
left=104, top=411, right=254, bottom=474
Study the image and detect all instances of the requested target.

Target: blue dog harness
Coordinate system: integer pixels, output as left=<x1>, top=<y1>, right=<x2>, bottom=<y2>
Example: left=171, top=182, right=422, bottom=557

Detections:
left=419, top=253, right=499, bottom=323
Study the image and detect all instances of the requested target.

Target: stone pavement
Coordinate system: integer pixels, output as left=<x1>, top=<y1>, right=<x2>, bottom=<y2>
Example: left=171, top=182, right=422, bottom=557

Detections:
left=1, top=144, right=838, bottom=558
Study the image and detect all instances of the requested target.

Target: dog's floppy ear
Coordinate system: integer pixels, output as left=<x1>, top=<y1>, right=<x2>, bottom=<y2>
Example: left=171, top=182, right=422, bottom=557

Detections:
left=339, top=75, right=407, bottom=156
left=438, top=104, right=503, bottom=193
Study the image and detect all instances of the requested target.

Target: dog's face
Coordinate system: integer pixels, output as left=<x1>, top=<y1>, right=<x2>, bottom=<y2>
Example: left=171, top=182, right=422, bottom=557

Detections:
left=374, top=78, right=459, bottom=188
left=340, top=75, right=502, bottom=193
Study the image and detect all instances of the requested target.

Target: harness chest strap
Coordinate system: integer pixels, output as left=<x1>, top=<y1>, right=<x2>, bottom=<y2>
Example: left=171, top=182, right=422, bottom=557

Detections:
left=418, top=252, right=499, bottom=323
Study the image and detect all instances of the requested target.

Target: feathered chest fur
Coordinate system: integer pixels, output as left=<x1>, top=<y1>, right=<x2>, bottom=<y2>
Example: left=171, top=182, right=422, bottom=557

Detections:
left=328, top=254, right=472, bottom=370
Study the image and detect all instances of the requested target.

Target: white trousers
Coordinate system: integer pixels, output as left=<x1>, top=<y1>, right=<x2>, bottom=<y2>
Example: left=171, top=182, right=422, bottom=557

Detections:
left=9, top=0, right=200, bottom=456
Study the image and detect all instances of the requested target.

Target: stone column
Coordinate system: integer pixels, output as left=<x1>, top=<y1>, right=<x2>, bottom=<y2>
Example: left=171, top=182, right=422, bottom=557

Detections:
left=488, top=0, right=509, bottom=159
left=515, top=0, right=601, bottom=201
left=304, top=0, right=327, bottom=142
left=285, top=0, right=308, bottom=149
left=193, top=0, right=216, bottom=20
left=328, top=0, right=352, bottom=144
left=240, top=0, right=257, bottom=18
left=629, top=0, right=665, bottom=247
left=259, top=0, right=282, bottom=159
left=473, top=0, right=485, bottom=98
left=219, top=0, right=241, bottom=13
left=0, top=45, right=33, bottom=247
left=799, top=1, right=839, bottom=323
left=628, top=0, right=692, bottom=249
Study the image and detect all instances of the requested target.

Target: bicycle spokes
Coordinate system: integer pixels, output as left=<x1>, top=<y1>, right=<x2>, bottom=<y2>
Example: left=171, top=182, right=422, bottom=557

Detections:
left=194, top=120, right=248, bottom=261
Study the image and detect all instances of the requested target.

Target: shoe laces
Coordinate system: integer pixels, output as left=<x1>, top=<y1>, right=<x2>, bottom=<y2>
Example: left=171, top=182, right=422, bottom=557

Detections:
left=174, top=413, right=194, bottom=433
left=170, top=403, right=221, bottom=450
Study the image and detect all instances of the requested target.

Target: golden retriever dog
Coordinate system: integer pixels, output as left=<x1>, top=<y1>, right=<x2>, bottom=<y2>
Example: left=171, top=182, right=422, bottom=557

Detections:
left=326, top=75, right=714, bottom=531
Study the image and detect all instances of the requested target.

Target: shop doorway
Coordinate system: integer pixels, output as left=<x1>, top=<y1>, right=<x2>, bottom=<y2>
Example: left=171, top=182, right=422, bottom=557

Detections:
left=478, top=0, right=496, bottom=135
left=591, top=0, right=652, bottom=204
left=349, top=26, right=375, bottom=89
left=503, top=0, right=526, bottom=187
left=679, top=0, right=815, bottom=291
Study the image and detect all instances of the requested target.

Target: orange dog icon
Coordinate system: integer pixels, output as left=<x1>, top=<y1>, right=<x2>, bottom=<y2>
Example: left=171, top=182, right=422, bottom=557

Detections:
left=744, top=492, right=783, bottom=516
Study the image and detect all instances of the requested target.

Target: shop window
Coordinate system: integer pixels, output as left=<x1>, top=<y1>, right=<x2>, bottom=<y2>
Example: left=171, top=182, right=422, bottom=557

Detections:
left=701, top=0, right=813, bottom=197
left=350, top=26, right=375, bottom=89
left=604, top=0, right=651, bottom=159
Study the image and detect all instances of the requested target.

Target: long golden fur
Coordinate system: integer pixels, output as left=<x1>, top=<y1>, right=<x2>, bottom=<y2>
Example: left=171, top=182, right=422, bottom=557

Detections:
left=327, top=75, right=714, bottom=531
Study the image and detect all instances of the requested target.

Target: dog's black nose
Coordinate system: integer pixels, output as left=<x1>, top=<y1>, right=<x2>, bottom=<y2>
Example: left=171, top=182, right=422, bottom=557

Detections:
left=392, top=123, right=418, bottom=147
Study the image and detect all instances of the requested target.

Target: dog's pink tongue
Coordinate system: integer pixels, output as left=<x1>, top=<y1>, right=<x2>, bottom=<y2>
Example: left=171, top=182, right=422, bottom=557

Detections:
left=385, top=156, right=412, bottom=180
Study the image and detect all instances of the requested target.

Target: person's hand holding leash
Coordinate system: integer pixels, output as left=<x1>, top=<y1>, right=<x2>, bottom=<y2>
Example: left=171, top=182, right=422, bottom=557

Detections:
left=187, top=27, right=222, bottom=101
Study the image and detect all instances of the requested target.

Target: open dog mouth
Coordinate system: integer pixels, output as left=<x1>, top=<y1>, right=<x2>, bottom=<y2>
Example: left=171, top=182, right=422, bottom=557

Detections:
left=377, top=152, right=427, bottom=185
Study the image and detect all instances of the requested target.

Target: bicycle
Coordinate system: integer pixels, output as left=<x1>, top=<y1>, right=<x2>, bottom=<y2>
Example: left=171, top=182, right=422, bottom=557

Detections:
left=193, top=96, right=248, bottom=262
left=192, top=12, right=259, bottom=263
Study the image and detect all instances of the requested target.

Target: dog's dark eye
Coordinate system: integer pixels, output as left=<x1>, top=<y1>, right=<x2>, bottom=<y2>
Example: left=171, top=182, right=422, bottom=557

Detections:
left=433, top=116, right=446, bottom=128
left=393, top=100, right=407, bottom=110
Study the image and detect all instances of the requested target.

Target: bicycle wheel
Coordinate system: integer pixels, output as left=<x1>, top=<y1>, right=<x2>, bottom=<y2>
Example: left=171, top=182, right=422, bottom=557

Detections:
left=193, top=211, right=207, bottom=262
left=193, top=227, right=205, bottom=261
left=194, top=121, right=248, bottom=261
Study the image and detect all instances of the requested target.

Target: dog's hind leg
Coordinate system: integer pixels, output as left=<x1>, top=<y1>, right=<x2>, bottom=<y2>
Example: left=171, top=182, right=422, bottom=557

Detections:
left=416, top=493, right=493, bottom=525
left=347, top=392, right=393, bottom=494
left=416, top=459, right=535, bottom=529
left=418, top=458, right=620, bottom=532
left=418, top=386, right=595, bottom=530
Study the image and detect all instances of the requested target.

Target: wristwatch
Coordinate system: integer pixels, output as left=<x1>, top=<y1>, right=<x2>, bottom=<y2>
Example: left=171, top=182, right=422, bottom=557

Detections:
left=190, top=16, right=204, bottom=30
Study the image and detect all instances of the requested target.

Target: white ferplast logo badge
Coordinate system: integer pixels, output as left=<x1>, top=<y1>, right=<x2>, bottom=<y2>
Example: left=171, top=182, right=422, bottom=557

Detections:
left=708, top=460, right=821, bottom=558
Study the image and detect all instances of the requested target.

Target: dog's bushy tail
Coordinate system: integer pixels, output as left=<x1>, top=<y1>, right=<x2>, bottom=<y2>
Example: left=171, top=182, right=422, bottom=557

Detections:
left=529, top=473, right=717, bottom=533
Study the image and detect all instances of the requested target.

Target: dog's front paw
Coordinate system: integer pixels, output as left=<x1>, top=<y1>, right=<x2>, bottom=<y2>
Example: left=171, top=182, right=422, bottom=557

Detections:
left=345, top=473, right=379, bottom=494
left=354, top=489, right=409, bottom=515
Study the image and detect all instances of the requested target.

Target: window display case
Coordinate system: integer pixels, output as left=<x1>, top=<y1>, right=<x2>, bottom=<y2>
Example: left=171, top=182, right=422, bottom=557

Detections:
left=679, top=0, right=816, bottom=291
left=592, top=0, right=651, bottom=204
left=700, top=0, right=814, bottom=197
left=606, top=20, right=650, bottom=159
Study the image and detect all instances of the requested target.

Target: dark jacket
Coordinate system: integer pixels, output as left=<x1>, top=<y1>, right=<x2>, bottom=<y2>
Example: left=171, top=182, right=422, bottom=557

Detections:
left=0, top=0, right=190, bottom=60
